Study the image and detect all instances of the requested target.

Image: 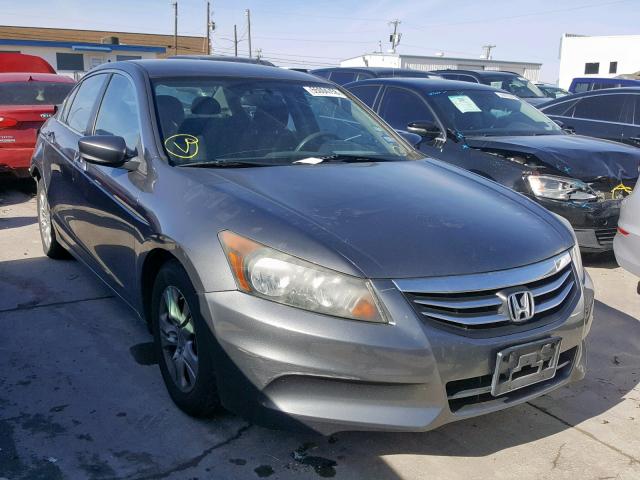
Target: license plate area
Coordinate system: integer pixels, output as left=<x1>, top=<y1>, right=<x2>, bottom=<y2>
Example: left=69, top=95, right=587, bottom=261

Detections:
left=491, top=337, right=562, bottom=396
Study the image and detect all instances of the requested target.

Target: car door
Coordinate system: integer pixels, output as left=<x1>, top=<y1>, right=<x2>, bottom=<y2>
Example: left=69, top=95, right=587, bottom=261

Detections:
left=72, top=72, right=145, bottom=302
left=620, top=94, right=640, bottom=148
left=42, top=74, right=108, bottom=250
left=567, top=93, right=627, bottom=143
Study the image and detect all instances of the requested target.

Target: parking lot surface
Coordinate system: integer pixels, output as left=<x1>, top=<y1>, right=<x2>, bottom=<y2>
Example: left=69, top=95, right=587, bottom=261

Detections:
left=1, top=183, right=639, bottom=480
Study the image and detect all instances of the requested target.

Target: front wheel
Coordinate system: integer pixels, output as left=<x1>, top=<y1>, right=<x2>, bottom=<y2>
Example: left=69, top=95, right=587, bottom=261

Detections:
left=36, top=178, right=66, bottom=259
left=151, top=260, right=220, bottom=417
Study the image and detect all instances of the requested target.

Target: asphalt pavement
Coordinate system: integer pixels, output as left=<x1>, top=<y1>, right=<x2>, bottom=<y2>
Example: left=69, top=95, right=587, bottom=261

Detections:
left=1, top=182, right=639, bottom=480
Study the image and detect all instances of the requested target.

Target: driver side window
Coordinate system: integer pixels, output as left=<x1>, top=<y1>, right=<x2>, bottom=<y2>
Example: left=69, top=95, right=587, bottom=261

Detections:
left=378, top=87, right=435, bottom=131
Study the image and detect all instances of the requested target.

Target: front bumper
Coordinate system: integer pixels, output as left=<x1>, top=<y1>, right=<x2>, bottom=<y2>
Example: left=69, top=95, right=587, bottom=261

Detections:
left=200, top=271, right=594, bottom=434
left=534, top=197, right=620, bottom=252
left=614, top=230, right=640, bottom=277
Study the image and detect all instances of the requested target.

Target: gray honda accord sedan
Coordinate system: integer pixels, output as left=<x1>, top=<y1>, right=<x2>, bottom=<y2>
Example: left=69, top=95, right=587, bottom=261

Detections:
left=31, top=59, right=594, bottom=434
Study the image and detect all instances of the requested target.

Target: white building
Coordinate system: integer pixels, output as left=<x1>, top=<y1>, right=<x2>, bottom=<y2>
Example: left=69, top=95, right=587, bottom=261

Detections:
left=558, top=33, right=640, bottom=89
left=340, top=53, right=542, bottom=81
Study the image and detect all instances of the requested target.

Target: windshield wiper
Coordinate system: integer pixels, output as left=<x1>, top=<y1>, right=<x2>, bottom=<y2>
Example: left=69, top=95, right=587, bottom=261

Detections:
left=294, top=154, right=398, bottom=164
left=177, top=160, right=273, bottom=168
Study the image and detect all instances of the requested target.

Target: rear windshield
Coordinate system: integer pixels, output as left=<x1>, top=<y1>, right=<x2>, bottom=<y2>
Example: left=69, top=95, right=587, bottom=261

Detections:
left=481, top=75, right=546, bottom=99
left=0, top=81, right=74, bottom=105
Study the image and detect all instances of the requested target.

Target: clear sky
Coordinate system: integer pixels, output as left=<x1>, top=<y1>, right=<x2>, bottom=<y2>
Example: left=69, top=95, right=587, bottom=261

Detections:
left=1, top=0, right=639, bottom=82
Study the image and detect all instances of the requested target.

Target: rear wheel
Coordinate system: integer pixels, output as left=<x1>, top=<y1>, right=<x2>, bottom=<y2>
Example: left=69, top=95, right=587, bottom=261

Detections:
left=36, top=178, right=66, bottom=259
left=151, top=260, right=220, bottom=417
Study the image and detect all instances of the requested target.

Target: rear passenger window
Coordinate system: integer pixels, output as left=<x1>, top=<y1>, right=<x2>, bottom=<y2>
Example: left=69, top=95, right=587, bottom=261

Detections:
left=348, top=85, right=379, bottom=108
left=457, top=75, right=479, bottom=83
left=94, top=74, right=140, bottom=149
left=573, top=95, right=626, bottom=122
left=542, top=99, right=579, bottom=117
left=329, top=71, right=357, bottom=85
left=66, top=74, right=107, bottom=133
left=355, top=72, right=375, bottom=81
left=573, top=82, right=590, bottom=93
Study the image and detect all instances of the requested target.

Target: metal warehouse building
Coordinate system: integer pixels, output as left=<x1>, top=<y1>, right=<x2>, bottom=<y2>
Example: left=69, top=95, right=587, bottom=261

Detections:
left=341, top=52, right=542, bottom=81
left=0, top=25, right=206, bottom=78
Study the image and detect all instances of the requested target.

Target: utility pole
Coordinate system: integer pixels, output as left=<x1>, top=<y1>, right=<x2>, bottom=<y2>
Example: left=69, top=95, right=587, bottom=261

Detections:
left=206, top=1, right=211, bottom=55
left=481, top=44, right=496, bottom=60
left=233, top=24, right=238, bottom=56
left=245, top=9, right=252, bottom=58
left=388, top=19, right=401, bottom=53
left=172, top=1, right=178, bottom=55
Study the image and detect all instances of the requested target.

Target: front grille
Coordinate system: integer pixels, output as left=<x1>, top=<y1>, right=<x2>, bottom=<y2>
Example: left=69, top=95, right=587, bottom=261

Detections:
left=446, top=346, right=578, bottom=412
left=394, top=251, right=578, bottom=335
left=595, top=228, right=617, bottom=246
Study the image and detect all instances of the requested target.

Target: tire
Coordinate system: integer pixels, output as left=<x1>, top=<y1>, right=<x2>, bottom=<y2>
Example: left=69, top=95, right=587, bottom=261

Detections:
left=151, top=260, right=220, bottom=417
left=36, top=178, right=67, bottom=259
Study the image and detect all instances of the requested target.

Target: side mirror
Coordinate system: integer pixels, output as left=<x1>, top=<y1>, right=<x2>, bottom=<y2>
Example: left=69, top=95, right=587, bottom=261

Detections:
left=407, top=121, right=442, bottom=140
left=396, top=130, right=423, bottom=148
left=78, top=135, right=128, bottom=167
left=553, top=120, right=576, bottom=134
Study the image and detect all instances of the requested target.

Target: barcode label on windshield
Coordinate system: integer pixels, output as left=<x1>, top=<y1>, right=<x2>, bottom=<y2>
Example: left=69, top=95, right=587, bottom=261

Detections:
left=304, top=86, right=347, bottom=98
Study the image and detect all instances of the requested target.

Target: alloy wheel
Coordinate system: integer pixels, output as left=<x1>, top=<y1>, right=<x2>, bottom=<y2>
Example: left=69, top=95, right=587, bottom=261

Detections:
left=38, top=187, right=52, bottom=250
left=158, top=286, right=199, bottom=393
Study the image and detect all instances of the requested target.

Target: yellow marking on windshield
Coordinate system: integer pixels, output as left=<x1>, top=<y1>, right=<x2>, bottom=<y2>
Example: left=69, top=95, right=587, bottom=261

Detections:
left=164, top=134, right=199, bottom=159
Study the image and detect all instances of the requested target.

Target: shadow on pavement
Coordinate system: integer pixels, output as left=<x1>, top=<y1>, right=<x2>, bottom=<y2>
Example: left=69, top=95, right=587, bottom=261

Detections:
left=0, top=254, right=637, bottom=478
left=0, top=215, right=37, bottom=230
left=583, top=251, right=619, bottom=269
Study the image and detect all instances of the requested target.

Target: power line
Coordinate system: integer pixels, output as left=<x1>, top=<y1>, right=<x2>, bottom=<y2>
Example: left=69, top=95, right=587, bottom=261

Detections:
left=403, top=0, right=634, bottom=29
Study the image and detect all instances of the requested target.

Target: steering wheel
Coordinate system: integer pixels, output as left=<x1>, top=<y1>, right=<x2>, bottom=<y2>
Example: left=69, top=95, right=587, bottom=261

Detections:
left=294, top=132, right=340, bottom=152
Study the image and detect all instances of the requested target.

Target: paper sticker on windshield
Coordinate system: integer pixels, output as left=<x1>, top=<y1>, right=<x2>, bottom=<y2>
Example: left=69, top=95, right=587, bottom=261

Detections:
left=303, top=86, right=346, bottom=98
left=448, top=95, right=481, bottom=113
left=495, top=92, right=518, bottom=100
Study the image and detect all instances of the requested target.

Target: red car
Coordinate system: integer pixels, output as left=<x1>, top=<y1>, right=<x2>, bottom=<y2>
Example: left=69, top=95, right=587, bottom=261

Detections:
left=0, top=71, right=75, bottom=178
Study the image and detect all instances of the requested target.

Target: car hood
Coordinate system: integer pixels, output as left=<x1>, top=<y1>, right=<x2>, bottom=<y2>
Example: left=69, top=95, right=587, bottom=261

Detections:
left=465, top=134, right=640, bottom=181
left=200, top=160, right=572, bottom=279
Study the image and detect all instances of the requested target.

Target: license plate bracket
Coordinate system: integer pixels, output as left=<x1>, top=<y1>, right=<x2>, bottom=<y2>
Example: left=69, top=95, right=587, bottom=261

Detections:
left=491, top=337, right=562, bottom=396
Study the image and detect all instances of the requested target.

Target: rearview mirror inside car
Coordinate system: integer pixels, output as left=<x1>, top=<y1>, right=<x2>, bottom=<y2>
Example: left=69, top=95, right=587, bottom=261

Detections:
left=407, top=121, right=442, bottom=140
left=78, top=135, right=129, bottom=167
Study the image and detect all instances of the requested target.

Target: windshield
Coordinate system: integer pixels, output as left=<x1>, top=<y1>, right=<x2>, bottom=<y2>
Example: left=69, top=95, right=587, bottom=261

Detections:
left=482, top=75, right=546, bottom=99
left=152, top=78, right=419, bottom=166
left=429, top=89, right=562, bottom=137
left=0, top=81, right=73, bottom=105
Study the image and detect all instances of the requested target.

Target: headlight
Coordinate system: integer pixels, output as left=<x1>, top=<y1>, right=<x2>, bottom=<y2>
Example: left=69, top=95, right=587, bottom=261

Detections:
left=571, top=242, right=584, bottom=283
left=527, top=175, right=597, bottom=201
left=219, top=231, right=387, bottom=323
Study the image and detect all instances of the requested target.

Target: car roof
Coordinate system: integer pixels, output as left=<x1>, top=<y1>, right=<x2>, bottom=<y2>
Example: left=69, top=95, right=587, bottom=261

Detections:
left=311, top=66, right=435, bottom=76
left=433, top=69, right=519, bottom=78
left=0, top=72, right=75, bottom=83
left=97, top=59, right=328, bottom=82
left=345, top=77, right=498, bottom=92
left=169, top=55, right=276, bottom=67
left=540, top=86, right=640, bottom=108
left=571, top=77, right=640, bottom=83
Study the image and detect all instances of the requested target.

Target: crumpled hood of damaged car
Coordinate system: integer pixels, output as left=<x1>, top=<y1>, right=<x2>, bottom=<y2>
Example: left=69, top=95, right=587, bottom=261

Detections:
left=204, top=159, right=573, bottom=279
left=465, top=134, right=640, bottom=181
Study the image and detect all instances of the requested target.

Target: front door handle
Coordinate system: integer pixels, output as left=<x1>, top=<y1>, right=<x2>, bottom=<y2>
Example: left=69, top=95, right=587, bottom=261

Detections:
left=628, top=136, right=640, bottom=143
